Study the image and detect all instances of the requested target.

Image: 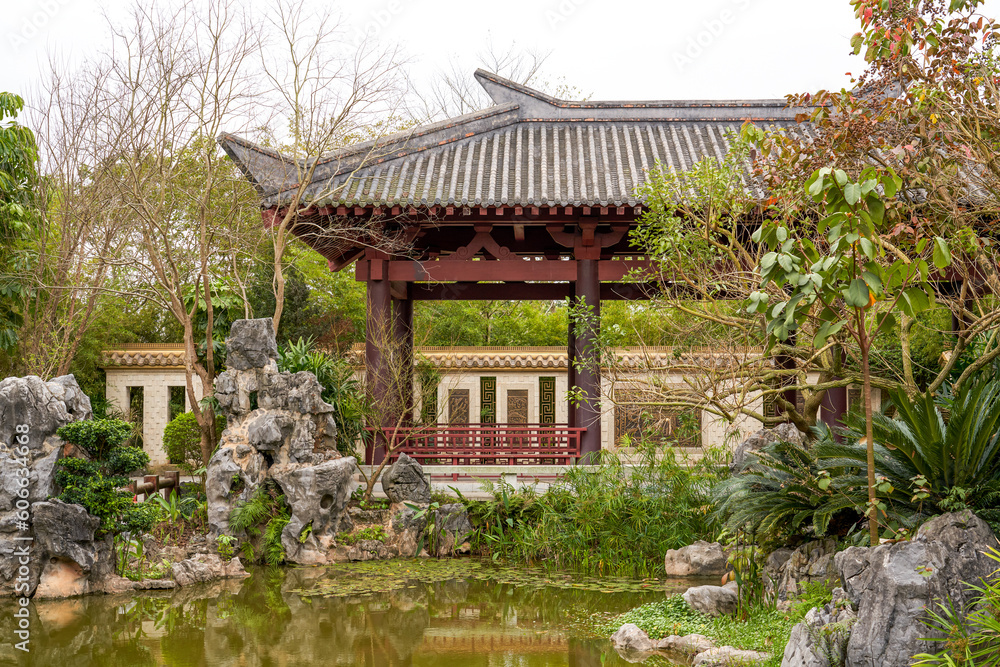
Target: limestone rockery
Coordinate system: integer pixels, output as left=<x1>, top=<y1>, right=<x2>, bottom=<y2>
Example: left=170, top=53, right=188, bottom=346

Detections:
left=207, top=318, right=359, bottom=565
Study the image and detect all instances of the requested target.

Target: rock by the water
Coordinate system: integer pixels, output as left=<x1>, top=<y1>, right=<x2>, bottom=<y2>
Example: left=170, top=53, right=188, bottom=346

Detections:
left=693, top=646, right=771, bottom=666
left=766, top=538, right=839, bottom=610
left=730, top=422, right=803, bottom=473
left=272, top=457, right=358, bottom=565
left=385, top=502, right=473, bottom=558
left=611, top=623, right=656, bottom=653
left=171, top=554, right=249, bottom=587
left=835, top=511, right=1000, bottom=667
left=208, top=319, right=355, bottom=566
left=381, top=453, right=431, bottom=504
left=29, top=500, right=118, bottom=598
left=683, top=584, right=738, bottom=617
left=781, top=588, right=856, bottom=667
left=0, top=375, right=103, bottom=598
left=656, top=633, right=715, bottom=654
left=664, top=541, right=729, bottom=577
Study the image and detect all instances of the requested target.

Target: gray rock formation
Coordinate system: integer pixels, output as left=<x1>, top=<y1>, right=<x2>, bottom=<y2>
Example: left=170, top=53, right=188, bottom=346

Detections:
left=207, top=318, right=357, bottom=566
left=0, top=374, right=91, bottom=453
left=171, top=554, right=249, bottom=587
left=835, top=511, right=1000, bottom=667
left=766, top=539, right=840, bottom=610
left=664, top=541, right=729, bottom=577
left=611, top=623, right=656, bottom=653
left=730, top=422, right=803, bottom=473
left=272, top=458, right=358, bottom=565
left=29, top=500, right=121, bottom=598
left=386, top=502, right=473, bottom=558
left=683, top=584, right=738, bottom=617
left=0, top=375, right=107, bottom=598
left=225, top=318, right=279, bottom=371
left=381, top=453, right=431, bottom=504
left=781, top=588, right=856, bottom=667
left=656, top=633, right=715, bottom=655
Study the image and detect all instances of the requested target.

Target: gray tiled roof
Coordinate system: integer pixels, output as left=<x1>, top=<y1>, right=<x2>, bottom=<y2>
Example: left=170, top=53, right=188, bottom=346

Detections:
left=219, top=70, right=811, bottom=209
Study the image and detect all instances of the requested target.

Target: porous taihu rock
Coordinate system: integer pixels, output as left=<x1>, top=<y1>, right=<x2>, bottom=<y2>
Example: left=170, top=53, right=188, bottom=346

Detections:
left=0, top=375, right=106, bottom=598
left=207, top=319, right=356, bottom=565
left=272, top=457, right=358, bottom=565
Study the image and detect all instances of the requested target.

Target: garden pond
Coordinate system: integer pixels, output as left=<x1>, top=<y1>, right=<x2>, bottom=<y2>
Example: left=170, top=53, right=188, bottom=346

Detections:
left=0, top=559, right=717, bottom=666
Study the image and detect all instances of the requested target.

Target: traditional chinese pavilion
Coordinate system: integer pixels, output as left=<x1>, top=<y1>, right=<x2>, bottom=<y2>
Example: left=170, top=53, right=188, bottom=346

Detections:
left=218, top=70, right=811, bottom=465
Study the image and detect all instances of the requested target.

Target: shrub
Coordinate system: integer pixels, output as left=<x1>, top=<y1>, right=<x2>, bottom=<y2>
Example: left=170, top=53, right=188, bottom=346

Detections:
left=277, top=337, right=366, bottom=455
left=716, top=374, right=1000, bottom=545
left=55, top=419, right=157, bottom=543
left=163, top=412, right=226, bottom=471
left=713, top=428, right=870, bottom=549
left=57, top=418, right=133, bottom=460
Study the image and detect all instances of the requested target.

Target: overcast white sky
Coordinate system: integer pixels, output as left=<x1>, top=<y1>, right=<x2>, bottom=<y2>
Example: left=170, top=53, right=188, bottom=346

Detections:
left=2, top=0, right=998, bottom=106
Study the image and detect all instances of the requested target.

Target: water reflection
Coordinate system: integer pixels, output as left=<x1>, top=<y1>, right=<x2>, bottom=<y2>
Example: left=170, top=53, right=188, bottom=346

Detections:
left=0, top=562, right=690, bottom=666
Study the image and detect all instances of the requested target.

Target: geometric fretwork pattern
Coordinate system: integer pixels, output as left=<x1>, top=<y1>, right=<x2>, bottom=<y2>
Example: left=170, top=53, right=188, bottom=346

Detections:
left=507, top=390, right=529, bottom=424
left=448, top=389, right=470, bottom=425
left=480, top=376, right=497, bottom=423
left=539, top=377, right=556, bottom=424
left=614, top=389, right=701, bottom=448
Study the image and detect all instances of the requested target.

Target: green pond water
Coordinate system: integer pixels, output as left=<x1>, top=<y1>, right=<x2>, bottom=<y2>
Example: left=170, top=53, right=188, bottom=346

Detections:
left=0, top=560, right=713, bottom=666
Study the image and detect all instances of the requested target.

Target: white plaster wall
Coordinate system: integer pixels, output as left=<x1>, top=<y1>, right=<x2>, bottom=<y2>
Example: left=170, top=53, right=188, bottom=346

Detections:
left=105, top=369, right=204, bottom=467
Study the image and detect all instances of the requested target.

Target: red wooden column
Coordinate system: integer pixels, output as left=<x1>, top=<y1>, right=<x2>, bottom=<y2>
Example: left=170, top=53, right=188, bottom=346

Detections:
left=393, top=286, right=414, bottom=423
left=574, top=255, right=602, bottom=460
left=567, top=283, right=576, bottom=429
left=365, top=257, right=392, bottom=465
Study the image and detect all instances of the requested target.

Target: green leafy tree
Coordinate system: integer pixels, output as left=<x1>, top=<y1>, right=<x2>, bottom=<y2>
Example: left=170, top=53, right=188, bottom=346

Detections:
left=0, top=92, right=38, bottom=353
left=748, top=165, right=950, bottom=543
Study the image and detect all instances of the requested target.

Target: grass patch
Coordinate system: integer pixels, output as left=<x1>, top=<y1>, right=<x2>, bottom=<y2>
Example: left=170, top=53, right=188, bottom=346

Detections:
left=597, top=596, right=797, bottom=667
left=339, top=525, right=387, bottom=545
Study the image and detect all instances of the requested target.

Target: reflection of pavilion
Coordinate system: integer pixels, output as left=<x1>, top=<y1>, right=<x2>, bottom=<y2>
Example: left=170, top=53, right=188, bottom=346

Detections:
left=417, top=627, right=569, bottom=654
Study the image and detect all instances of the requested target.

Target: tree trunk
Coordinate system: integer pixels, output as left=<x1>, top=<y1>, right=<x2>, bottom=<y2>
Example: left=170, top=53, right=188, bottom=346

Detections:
left=860, top=313, right=878, bottom=546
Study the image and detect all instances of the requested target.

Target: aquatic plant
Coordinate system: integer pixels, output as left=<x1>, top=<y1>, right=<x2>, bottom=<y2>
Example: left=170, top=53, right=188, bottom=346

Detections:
left=461, top=442, right=724, bottom=576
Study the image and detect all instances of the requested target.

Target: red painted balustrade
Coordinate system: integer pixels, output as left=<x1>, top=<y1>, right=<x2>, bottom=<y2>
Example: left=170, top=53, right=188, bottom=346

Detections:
left=367, top=424, right=585, bottom=465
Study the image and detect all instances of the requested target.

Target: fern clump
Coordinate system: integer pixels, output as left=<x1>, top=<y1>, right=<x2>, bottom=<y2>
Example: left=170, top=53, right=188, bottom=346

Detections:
left=227, top=481, right=290, bottom=565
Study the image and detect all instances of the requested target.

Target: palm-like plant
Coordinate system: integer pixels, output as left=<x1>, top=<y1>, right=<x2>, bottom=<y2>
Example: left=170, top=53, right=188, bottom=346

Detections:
left=829, top=376, right=1000, bottom=516
left=714, top=429, right=871, bottom=545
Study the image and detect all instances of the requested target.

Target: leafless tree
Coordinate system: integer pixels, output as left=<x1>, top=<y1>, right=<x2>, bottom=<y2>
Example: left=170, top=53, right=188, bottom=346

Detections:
left=87, top=1, right=265, bottom=465
left=255, top=0, right=409, bottom=333
left=406, top=38, right=585, bottom=121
